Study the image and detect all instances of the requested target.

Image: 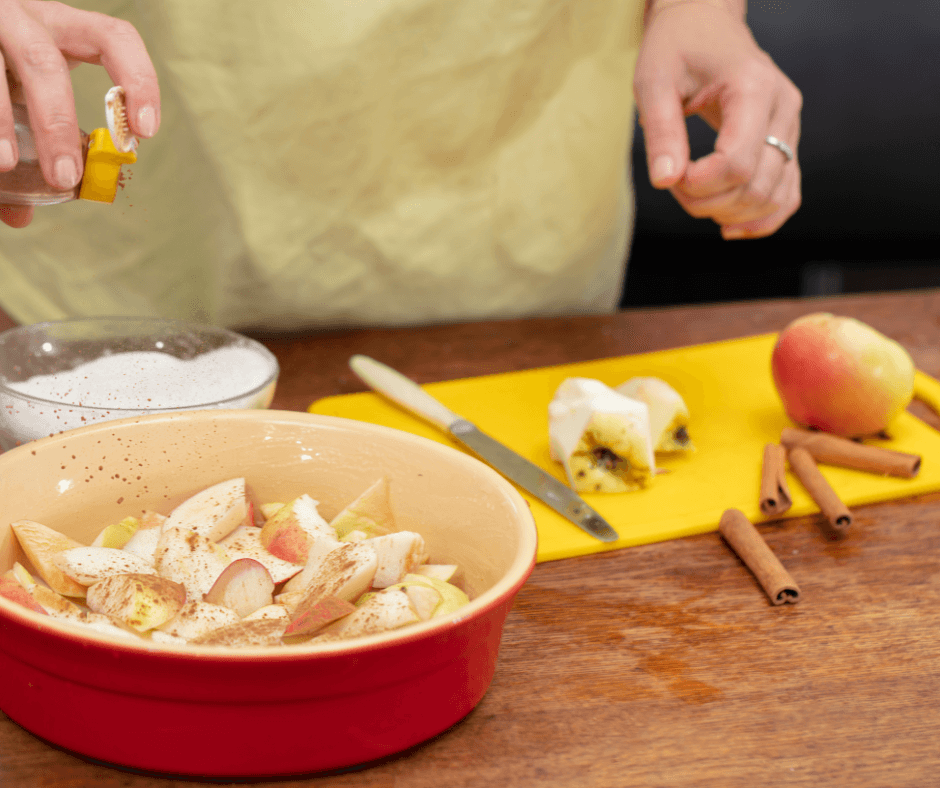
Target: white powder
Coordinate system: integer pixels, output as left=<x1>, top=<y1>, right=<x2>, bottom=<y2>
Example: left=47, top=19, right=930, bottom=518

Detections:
left=0, top=346, right=277, bottom=448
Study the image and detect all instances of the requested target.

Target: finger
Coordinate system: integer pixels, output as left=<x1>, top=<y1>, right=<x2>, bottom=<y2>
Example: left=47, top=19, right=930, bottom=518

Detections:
left=0, top=63, right=16, bottom=172
left=721, top=164, right=801, bottom=239
left=682, top=63, right=776, bottom=199
left=671, top=182, right=745, bottom=220
left=0, top=203, right=34, bottom=227
left=27, top=1, right=160, bottom=138
left=673, top=179, right=779, bottom=227
left=634, top=62, right=690, bottom=189
left=742, top=83, right=801, bottom=210
left=698, top=144, right=788, bottom=225
left=0, top=0, right=82, bottom=190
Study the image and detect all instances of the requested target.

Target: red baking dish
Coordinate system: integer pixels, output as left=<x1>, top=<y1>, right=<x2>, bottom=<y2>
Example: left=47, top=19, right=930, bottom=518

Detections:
left=0, top=410, right=537, bottom=777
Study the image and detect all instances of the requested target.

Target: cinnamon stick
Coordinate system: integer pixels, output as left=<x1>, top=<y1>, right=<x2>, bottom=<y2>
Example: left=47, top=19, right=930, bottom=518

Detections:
left=787, top=446, right=853, bottom=532
left=780, top=427, right=920, bottom=479
left=759, top=443, right=793, bottom=516
left=718, top=508, right=801, bottom=605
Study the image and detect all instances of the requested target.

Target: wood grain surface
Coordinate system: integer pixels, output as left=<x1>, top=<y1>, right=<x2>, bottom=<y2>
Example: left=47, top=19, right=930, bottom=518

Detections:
left=2, top=290, right=940, bottom=787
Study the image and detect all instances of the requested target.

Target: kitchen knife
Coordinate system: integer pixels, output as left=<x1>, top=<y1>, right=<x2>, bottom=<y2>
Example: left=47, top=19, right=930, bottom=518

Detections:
left=349, top=355, right=620, bottom=543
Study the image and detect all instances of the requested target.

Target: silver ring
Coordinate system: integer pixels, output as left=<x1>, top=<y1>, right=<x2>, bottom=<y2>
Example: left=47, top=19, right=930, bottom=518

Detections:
left=765, top=135, right=794, bottom=162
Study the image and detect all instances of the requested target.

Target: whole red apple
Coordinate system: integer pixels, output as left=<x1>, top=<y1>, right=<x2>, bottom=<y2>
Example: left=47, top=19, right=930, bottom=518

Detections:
left=770, top=313, right=915, bottom=437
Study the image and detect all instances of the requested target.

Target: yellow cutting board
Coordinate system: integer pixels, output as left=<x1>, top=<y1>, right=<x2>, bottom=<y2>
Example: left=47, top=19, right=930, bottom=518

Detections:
left=309, top=333, right=940, bottom=563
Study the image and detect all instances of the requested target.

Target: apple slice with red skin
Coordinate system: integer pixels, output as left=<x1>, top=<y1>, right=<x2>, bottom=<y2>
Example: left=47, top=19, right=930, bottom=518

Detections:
left=204, top=558, right=275, bottom=618
left=259, top=494, right=335, bottom=563
left=220, top=526, right=303, bottom=584
left=285, top=543, right=378, bottom=635
left=317, top=587, right=419, bottom=641
left=283, top=595, right=356, bottom=637
left=0, top=576, right=47, bottom=615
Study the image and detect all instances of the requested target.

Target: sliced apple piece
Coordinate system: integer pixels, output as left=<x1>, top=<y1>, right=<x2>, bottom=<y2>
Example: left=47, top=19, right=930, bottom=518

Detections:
left=86, top=573, right=187, bottom=632
left=11, top=562, right=82, bottom=617
left=402, top=573, right=469, bottom=618
left=220, top=526, right=304, bottom=584
left=68, top=614, right=145, bottom=641
left=289, top=542, right=377, bottom=603
left=120, top=512, right=165, bottom=564
left=280, top=536, right=346, bottom=595
left=10, top=520, right=88, bottom=597
left=162, top=477, right=249, bottom=542
left=13, top=562, right=152, bottom=634
left=317, top=587, right=418, bottom=640
left=287, top=543, right=378, bottom=630
left=283, top=595, right=356, bottom=638
left=204, top=558, right=275, bottom=618
left=191, top=617, right=286, bottom=648
left=259, top=502, right=285, bottom=520
left=0, top=575, right=47, bottom=615
left=53, top=546, right=158, bottom=586
left=153, top=527, right=231, bottom=600
left=150, top=630, right=188, bottom=646
left=157, top=600, right=239, bottom=641
left=243, top=604, right=291, bottom=624
left=403, top=582, right=442, bottom=621
left=273, top=590, right=303, bottom=615
left=367, top=531, right=427, bottom=588
left=91, top=516, right=140, bottom=549
left=329, top=477, right=395, bottom=539
left=259, top=494, right=335, bottom=563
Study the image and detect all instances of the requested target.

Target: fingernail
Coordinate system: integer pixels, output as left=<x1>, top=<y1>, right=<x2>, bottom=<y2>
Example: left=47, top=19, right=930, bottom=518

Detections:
left=0, top=139, right=14, bottom=170
left=54, top=156, right=80, bottom=189
left=723, top=228, right=747, bottom=240
left=137, top=106, right=156, bottom=138
left=651, top=155, right=675, bottom=184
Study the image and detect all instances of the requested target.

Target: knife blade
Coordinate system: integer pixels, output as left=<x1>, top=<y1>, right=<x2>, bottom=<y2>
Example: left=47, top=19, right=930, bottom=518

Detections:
left=349, top=355, right=620, bottom=543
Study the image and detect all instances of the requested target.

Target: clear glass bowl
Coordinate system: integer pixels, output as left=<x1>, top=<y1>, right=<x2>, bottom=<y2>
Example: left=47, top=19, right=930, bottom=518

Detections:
left=0, top=317, right=279, bottom=451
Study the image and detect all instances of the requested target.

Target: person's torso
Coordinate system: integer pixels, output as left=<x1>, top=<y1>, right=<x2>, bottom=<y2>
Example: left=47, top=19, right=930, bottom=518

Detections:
left=0, top=0, right=644, bottom=330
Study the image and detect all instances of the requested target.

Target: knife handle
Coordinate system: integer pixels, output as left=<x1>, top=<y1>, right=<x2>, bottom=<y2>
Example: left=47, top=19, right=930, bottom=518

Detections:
left=349, top=355, right=461, bottom=431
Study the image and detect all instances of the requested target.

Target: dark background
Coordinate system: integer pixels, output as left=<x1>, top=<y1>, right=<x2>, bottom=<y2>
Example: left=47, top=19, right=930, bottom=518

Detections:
left=621, top=1, right=940, bottom=308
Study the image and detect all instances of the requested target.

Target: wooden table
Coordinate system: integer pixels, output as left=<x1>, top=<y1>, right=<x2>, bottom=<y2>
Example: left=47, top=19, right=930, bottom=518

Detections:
left=2, top=290, right=940, bottom=787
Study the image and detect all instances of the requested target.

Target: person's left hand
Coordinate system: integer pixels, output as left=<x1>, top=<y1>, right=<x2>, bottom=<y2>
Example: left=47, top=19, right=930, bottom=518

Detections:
left=634, top=1, right=802, bottom=239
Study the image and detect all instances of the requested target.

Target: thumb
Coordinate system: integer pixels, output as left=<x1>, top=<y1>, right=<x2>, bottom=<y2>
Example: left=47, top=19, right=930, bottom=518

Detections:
left=635, top=77, right=691, bottom=190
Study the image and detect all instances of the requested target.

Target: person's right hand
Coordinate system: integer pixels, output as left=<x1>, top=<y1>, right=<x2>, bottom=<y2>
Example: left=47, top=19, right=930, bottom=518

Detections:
left=0, top=0, right=160, bottom=228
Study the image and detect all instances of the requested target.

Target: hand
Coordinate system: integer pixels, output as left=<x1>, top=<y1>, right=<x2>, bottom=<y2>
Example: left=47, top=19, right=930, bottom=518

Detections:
left=634, top=1, right=802, bottom=239
left=0, top=0, right=160, bottom=227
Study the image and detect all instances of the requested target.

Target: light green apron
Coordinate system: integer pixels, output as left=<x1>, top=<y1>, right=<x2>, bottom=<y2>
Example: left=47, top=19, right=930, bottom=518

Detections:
left=0, top=0, right=643, bottom=331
